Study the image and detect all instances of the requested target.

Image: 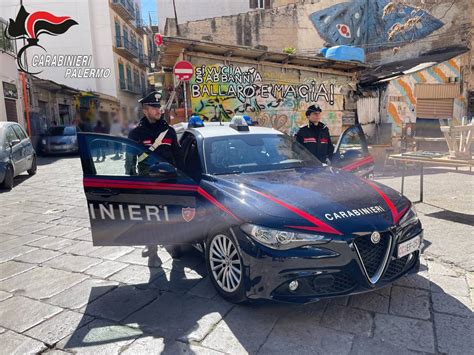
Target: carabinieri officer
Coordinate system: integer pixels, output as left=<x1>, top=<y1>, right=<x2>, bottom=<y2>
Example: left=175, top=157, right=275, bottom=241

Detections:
left=125, top=91, right=182, bottom=175
left=295, top=104, right=334, bottom=163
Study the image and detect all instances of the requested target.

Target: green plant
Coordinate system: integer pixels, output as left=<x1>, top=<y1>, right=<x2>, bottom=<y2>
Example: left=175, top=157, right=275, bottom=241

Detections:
left=282, top=47, right=296, bottom=55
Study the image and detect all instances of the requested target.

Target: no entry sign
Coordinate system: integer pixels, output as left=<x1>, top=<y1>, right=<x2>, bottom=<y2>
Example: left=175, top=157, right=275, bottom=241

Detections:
left=154, top=33, right=163, bottom=47
left=173, top=60, right=194, bottom=81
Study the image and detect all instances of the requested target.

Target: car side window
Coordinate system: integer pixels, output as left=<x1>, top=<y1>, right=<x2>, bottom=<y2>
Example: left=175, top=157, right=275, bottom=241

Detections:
left=87, top=137, right=163, bottom=177
left=5, top=127, right=18, bottom=145
left=182, top=137, right=202, bottom=180
left=338, top=126, right=367, bottom=156
left=12, top=125, right=27, bottom=140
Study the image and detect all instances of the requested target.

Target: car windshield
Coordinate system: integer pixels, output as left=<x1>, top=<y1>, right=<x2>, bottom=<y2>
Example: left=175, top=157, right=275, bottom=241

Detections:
left=47, top=126, right=76, bottom=136
left=204, top=134, right=322, bottom=175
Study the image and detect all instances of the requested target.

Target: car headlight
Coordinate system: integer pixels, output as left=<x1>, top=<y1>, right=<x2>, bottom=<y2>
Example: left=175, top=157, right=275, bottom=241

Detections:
left=41, top=139, right=46, bottom=145
left=240, top=223, right=332, bottom=250
left=399, top=205, right=419, bottom=228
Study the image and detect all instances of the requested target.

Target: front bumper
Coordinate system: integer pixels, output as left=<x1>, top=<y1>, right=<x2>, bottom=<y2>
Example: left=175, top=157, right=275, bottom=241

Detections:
left=233, top=225, right=423, bottom=304
left=42, top=144, right=78, bottom=154
left=0, top=162, right=6, bottom=183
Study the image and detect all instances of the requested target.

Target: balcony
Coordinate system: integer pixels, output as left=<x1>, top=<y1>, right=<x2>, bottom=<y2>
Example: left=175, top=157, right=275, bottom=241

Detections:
left=111, top=0, right=135, bottom=21
left=120, top=80, right=141, bottom=95
left=135, top=18, right=147, bottom=35
left=115, top=36, right=138, bottom=60
left=137, top=54, right=149, bottom=67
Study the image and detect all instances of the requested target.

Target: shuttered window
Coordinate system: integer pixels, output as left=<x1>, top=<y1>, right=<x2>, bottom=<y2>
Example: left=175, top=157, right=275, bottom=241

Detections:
left=416, top=98, right=453, bottom=119
left=4, top=99, right=18, bottom=122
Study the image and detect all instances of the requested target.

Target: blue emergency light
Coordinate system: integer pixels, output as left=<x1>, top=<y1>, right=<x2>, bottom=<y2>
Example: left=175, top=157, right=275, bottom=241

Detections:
left=243, top=115, right=254, bottom=126
left=188, top=115, right=205, bottom=128
left=230, top=116, right=250, bottom=131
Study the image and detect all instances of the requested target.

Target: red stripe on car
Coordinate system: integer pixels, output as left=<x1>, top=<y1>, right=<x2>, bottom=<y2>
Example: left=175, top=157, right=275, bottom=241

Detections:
left=362, top=179, right=402, bottom=223
left=250, top=190, right=342, bottom=235
left=341, top=155, right=374, bottom=172
left=197, top=187, right=240, bottom=222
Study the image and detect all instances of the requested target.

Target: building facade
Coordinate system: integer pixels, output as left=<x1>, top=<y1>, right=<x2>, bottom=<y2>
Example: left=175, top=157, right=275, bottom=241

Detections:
left=157, top=0, right=259, bottom=29
left=0, top=0, right=152, bottom=128
left=0, top=18, right=24, bottom=126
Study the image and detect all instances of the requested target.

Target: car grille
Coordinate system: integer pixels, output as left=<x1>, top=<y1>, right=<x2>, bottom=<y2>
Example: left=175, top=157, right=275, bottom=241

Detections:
left=354, top=233, right=391, bottom=280
left=312, top=273, right=356, bottom=295
left=382, top=252, right=418, bottom=281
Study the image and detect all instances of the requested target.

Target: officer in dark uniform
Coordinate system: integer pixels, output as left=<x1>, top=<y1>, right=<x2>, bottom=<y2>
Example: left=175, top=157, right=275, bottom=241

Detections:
left=295, top=104, right=334, bottom=163
left=125, top=91, right=182, bottom=175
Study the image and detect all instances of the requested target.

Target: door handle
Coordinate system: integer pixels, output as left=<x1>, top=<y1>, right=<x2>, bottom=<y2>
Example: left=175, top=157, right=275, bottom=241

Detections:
left=89, top=189, right=119, bottom=197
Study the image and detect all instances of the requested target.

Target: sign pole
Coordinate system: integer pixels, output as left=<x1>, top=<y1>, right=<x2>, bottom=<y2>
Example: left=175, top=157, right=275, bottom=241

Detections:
left=183, top=80, right=188, bottom=119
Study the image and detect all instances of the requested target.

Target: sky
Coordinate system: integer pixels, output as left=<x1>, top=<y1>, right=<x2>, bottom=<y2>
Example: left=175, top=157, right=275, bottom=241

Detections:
left=141, top=0, right=158, bottom=26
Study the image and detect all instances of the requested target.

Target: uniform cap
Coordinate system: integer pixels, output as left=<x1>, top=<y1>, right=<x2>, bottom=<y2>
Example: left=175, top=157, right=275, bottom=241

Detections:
left=139, top=91, right=162, bottom=107
left=306, top=104, right=322, bottom=116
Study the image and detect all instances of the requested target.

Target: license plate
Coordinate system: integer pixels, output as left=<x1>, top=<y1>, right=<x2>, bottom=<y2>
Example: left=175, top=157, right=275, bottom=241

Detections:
left=397, top=235, right=421, bottom=258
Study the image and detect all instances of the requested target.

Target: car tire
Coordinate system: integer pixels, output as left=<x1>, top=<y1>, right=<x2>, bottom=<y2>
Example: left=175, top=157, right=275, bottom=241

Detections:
left=27, top=156, right=37, bottom=176
left=206, top=231, right=247, bottom=303
left=1, top=165, right=14, bottom=190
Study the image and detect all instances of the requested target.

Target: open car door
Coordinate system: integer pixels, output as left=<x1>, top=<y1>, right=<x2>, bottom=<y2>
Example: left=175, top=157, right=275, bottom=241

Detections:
left=78, top=133, right=201, bottom=246
left=331, top=124, right=374, bottom=178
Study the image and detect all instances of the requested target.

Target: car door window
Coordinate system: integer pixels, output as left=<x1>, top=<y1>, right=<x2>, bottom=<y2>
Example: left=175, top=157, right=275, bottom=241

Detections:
left=182, top=137, right=202, bottom=180
left=86, top=136, right=163, bottom=177
left=5, top=127, right=18, bottom=145
left=337, top=126, right=368, bottom=159
left=12, top=125, right=27, bottom=140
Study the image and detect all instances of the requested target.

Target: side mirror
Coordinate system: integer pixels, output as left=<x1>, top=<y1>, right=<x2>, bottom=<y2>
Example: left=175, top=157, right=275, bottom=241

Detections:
left=9, top=139, right=21, bottom=148
left=149, top=162, right=177, bottom=178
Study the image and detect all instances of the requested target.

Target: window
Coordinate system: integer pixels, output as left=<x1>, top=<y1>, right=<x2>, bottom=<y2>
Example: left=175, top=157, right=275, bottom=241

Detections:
left=12, top=124, right=27, bottom=140
left=126, top=65, right=132, bottom=89
left=5, top=127, right=18, bottom=145
left=88, top=137, right=163, bottom=177
left=115, top=21, right=121, bottom=47
left=250, top=0, right=270, bottom=9
left=118, top=62, right=125, bottom=89
left=205, top=134, right=320, bottom=175
left=338, top=126, right=367, bottom=158
left=0, top=21, right=15, bottom=54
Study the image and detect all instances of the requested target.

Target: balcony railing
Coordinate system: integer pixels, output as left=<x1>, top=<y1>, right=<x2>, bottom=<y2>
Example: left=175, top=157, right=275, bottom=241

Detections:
left=111, top=0, right=135, bottom=21
left=120, top=80, right=141, bottom=94
left=115, top=36, right=138, bottom=59
left=138, top=54, right=149, bottom=66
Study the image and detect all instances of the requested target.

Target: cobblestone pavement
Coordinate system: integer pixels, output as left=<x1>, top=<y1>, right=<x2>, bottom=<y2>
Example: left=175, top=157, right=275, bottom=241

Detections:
left=0, top=156, right=472, bottom=354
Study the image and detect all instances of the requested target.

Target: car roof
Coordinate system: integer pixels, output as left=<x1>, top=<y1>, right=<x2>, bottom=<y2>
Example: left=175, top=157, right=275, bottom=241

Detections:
left=0, top=121, right=20, bottom=128
left=183, top=122, right=284, bottom=139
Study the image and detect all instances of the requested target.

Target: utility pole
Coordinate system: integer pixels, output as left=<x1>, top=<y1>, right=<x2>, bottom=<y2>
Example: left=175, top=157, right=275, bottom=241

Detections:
left=172, top=0, right=181, bottom=36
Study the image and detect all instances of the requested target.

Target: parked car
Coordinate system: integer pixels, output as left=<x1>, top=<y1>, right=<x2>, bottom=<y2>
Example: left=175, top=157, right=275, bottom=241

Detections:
left=40, top=125, right=79, bottom=155
left=77, top=118, right=421, bottom=304
left=0, top=122, right=37, bottom=189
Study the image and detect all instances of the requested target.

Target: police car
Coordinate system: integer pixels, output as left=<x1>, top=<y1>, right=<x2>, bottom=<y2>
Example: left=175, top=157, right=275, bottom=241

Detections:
left=78, top=117, right=422, bottom=304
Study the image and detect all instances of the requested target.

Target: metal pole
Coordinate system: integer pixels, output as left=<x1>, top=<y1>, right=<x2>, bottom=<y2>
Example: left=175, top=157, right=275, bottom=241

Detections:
left=401, top=162, right=405, bottom=196
left=183, top=81, right=188, bottom=119
left=419, top=164, right=424, bottom=203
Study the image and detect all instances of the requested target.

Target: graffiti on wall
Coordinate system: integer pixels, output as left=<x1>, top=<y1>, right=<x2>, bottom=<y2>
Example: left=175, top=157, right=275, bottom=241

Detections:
left=386, top=58, right=465, bottom=135
left=309, top=0, right=443, bottom=52
left=190, top=64, right=345, bottom=135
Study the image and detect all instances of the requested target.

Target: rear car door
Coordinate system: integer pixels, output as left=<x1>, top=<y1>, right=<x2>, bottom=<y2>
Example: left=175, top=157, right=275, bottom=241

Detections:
left=78, top=133, right=202, bottom=246
left=331, top=124, right=374, bottom=178
left=11, top=124, right=34, bottom=172
left=4, top=126, right=23, bottom=175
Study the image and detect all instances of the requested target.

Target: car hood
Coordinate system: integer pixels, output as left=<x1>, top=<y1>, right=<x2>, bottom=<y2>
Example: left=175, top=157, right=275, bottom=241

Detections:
left=206, top=167, right=410, bottom=235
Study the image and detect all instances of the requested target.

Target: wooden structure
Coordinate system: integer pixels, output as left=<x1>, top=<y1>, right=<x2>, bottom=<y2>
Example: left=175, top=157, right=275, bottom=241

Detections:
left=389, top=153, right=473, bottom=202
left=440, top=124, right=473, bottom=159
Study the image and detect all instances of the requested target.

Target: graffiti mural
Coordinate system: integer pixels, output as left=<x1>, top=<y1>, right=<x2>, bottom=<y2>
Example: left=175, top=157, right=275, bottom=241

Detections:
left=190, top=64, right=347, bottom=135
left=386, top=57, right=465, bottom=135
left=309, top=0, right=443, bottom=52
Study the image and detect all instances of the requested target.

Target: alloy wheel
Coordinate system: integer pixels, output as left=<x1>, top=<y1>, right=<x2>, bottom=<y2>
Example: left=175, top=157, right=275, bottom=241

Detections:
left=209, top=234, right=242, bottom=293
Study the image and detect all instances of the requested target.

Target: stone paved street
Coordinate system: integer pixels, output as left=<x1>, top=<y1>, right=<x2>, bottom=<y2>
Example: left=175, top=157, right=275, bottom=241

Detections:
left=0, top=156, right=472, bottom=354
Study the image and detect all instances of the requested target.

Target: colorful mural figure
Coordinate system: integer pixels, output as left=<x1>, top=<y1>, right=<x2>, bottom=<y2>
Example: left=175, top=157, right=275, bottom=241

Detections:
left=386, top=58, right=465, bottom=135
left=309, top=0, right=443, bottom=52
left=189, top=64, right=346, bottom=135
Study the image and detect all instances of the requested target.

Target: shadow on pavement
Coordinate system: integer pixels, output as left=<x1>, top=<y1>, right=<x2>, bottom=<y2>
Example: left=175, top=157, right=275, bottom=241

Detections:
left=425, top=210, right=474, bottom=227
left=37, top=155, right=79, bottom=166
left=0, top=173, right=33, bottom=193
left=61, top=248, right=472, bottom=354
